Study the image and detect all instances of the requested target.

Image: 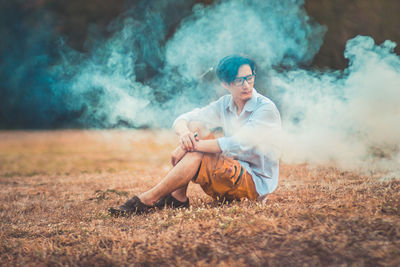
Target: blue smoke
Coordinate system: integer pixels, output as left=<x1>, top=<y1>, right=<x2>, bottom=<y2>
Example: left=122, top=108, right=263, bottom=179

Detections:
left=0, top=3, right=69, bottom=128
left=0, top=0, right=325, bottom=129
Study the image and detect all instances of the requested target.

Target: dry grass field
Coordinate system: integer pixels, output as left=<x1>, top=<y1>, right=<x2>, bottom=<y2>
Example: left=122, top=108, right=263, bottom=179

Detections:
left=0, top=130, right=399, bottom=266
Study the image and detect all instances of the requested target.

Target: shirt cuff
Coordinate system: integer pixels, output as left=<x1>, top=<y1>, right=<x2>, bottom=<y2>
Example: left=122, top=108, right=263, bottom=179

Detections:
left=217, top=136, right=239, bottom=153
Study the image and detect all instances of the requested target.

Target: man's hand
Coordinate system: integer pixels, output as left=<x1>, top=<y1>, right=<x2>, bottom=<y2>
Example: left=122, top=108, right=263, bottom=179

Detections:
left=171, top=146, right=187, bottom=166
left=179, top=131, right=199, bottom=152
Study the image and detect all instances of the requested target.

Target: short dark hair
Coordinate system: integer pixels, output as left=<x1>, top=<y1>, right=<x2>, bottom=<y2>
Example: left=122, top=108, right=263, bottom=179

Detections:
left=216, top=55, right=256, bottom=84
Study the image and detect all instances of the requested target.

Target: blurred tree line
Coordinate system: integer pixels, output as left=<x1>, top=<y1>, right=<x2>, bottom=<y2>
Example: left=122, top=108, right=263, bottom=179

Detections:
left=40, top=0, right=400, bottom=69
left=305, top=0, right=400, bottom=69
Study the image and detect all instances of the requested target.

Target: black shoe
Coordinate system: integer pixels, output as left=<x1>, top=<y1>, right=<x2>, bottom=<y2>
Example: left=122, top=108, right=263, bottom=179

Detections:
left=108, top=196, right=153, bottom=217
left=154, top=194, right=190, bottom=210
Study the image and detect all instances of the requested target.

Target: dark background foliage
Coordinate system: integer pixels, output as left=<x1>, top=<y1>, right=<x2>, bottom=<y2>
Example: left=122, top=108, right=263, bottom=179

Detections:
left=31, top=0, right=399, bottom=69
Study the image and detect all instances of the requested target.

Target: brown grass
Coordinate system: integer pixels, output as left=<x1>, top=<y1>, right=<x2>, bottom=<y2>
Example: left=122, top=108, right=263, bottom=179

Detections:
left=0, top=130, right=399, bottom=266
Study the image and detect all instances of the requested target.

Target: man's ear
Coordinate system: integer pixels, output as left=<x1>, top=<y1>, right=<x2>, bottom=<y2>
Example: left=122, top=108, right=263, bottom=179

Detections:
left=221, top=82, right=230, bottom=91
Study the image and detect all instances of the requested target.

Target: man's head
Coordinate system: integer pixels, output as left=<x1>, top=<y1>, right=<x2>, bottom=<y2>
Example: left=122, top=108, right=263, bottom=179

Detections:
left=216, top=55, right=256, bottom=84
left=216, top=55, right=256, bottom=103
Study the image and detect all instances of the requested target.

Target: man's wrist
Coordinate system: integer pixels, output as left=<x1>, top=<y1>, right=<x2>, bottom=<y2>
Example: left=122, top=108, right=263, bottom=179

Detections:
left=194, top=140, right=202, bottom=152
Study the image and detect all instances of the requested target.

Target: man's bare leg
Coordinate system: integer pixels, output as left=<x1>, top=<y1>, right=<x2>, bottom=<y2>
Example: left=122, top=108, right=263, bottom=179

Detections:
left=171, top=186, right=188, bottom=202
left=167, top=121, right=210, bottom=203
left=138, top=151, right=203, bottom=206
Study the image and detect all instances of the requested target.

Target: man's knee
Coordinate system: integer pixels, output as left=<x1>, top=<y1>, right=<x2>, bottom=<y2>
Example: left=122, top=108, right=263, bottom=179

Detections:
left=185, top=151, right=204, bottom=162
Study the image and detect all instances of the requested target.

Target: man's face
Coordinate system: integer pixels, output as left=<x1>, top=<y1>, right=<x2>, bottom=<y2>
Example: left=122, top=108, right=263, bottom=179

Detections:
left=224, top=64, right=255, bottom=103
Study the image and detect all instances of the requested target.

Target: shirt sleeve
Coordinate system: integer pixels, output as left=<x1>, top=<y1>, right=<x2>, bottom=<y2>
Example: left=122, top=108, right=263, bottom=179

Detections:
left=217, top=104, right=282, bottom=161
left=172, top=98, right=223, bottom=129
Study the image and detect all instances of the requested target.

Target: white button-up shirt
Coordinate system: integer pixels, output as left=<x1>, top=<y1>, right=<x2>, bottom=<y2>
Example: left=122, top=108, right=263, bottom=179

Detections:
left=173, top=89, right=281, bottom=195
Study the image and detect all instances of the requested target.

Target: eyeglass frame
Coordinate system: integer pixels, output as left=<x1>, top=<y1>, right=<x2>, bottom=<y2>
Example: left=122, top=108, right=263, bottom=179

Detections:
left=232, top=74, right=256, bottom=86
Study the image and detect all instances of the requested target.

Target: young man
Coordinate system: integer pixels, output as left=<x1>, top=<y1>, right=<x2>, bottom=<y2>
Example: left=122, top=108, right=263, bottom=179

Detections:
left=109, top=55, right=281, bottom=216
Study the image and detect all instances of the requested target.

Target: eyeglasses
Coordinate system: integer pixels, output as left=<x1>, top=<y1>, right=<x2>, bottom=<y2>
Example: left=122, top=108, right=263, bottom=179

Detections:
left=232, top=74, right=256, bottom=86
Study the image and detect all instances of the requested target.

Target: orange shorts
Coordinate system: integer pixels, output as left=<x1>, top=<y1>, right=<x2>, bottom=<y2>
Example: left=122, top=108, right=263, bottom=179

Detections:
left=193, top=153, right=259, bottom=201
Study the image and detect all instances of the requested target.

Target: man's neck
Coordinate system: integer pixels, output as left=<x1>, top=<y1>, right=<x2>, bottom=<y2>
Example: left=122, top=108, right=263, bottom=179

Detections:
left=233, top=99, right=247, bottom=115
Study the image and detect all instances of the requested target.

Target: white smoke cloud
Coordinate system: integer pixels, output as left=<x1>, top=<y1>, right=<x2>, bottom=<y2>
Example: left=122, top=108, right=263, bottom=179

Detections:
left=166, top=0, right=325, bottom=78
left=56, top=0, right=325, bottom=127
left=57, top=17, right=159, bottom=128
left=273, top=36, right=400, bottom=176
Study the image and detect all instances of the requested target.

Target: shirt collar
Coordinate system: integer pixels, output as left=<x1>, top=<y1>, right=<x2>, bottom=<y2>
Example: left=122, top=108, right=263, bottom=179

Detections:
left=227, top=88, right=258, bottom=113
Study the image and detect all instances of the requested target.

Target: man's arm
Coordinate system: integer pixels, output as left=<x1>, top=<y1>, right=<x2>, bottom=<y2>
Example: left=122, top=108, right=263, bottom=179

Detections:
left=172, top=97, right=224, bottom=151
left=174, top=119, right=198, bottom=152
left=174, top=119, right=222, bottom=154
left=170, top=136, right=221, bottom=167
left=216, top=105, right=282, bottom=160
left=194, top=139, right=222, bottom=153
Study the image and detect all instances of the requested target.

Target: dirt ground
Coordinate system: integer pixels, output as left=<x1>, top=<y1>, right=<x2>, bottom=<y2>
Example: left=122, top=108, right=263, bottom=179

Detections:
left=0, top=130, right=399, bottom=266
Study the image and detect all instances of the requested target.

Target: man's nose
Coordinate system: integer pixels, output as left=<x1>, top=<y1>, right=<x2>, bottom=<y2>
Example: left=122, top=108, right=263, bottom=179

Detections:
left=242, top=80, right=250, bottom=88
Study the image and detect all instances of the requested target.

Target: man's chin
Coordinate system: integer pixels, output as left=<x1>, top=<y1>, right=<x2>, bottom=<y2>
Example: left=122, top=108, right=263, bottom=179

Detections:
left=241, top=92, right=252, bottom=101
